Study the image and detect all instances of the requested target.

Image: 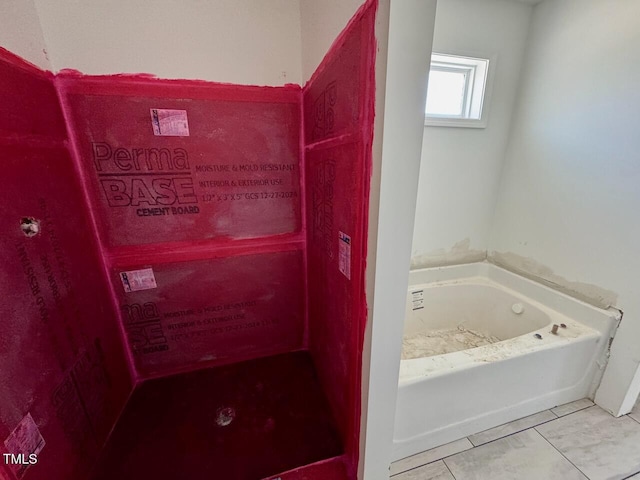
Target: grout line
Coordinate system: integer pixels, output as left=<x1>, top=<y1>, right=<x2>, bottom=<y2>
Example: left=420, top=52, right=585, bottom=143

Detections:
left=443, top=458, right=458, bottom=480
left=390, top=439, right=473, bottom=477
left=394, top=404, right=632, bottom=479
left=467, top=411, right=559, bottom=448
left=392, top=405, right=595, bottom=478
left=393, top=410, right=559, bottom=476
left=535, top=427, right=591, bottom=479
left=628, top=413, right=640, bottom=426
left=551, top=402, right=595, bottom=419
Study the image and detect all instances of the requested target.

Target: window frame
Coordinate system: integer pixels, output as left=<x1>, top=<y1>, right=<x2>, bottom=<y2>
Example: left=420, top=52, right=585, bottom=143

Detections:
left=425, top=52, right=496, bottom=129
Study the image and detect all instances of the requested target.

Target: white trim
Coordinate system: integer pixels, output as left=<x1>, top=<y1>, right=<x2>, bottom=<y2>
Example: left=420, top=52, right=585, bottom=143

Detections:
left=425, top=117, right=488, bottom=128
left=360, top=0, right=437, bottom=478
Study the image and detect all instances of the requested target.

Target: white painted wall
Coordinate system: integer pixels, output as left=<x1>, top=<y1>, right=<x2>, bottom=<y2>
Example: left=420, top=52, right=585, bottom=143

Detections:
left=299, top=0, right=365, bottom=82
left=32, top=0, right=302, bottom=85
left=489, top=0, right=640, bottom=415
left=360, top=0, right=436, bottom=478
left=0, top=0, right=50, bottom=69
left=5, top=0, right=369, bottom=85
left=411, top=0, right=533, bottom=268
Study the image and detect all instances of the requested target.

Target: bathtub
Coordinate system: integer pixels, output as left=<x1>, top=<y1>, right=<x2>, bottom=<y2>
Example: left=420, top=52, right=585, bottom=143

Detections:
left=392, top=262, right=620, bottom=461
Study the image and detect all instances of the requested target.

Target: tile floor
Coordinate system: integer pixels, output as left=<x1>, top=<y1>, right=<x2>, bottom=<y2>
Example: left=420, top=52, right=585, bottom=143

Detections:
left=391, top=399, right=640, bottom=480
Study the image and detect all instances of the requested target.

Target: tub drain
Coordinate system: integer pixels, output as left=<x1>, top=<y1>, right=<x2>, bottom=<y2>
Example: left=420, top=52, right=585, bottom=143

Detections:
left=215, top=407, right=236, bottom=427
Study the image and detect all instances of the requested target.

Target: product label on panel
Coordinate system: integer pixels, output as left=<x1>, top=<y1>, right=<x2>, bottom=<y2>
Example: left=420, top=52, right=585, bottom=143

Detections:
left=411, top=290, right=424, bottom=311
left=120, top=268, right=157, bottom=293
left=3, top=413, right=45, bottom=479
left=338, top=231, right=351, bottom=279
left=150, top=109, right=190, bottom=136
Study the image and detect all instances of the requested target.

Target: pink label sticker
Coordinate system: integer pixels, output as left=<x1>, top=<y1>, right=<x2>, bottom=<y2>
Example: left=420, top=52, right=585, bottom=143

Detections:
left=150, top=109, right=190, bottom=136
left=338, top=231, right=351, bottom=280
left=3, top=413, right=45, bottom=479
left=120, top=268, right=157, bottom=293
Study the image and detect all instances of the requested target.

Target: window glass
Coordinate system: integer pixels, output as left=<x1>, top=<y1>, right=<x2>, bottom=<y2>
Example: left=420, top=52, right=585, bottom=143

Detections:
left=425, top=69, right=467, bottom=117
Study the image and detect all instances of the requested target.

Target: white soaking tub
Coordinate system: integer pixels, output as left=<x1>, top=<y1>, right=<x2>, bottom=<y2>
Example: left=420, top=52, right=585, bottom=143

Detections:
left=392, top=262, right=620, bottom=461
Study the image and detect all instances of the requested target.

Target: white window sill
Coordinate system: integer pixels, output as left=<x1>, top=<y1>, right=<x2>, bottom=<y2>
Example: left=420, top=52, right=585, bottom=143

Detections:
left=424, top=117, right=487, bottom=129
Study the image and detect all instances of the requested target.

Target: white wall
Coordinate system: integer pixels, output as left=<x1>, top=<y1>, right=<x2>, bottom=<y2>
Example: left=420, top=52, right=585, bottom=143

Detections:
left=0, top=0, right=50, bottom=69
left=299, top=0, right=365, bottom=82
left=32, top=0, right=302, bottom=85
left=411, top=0, right=533, bottom=268
left=489, top=0, right=640, bottom=415
left=4, top=0, right=368, bottom=86
left=361, top=0, right=436, bottom=478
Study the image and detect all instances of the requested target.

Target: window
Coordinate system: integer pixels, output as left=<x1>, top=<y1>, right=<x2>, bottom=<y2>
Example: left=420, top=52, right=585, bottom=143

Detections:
left=425, top=53, right=491, bottom=128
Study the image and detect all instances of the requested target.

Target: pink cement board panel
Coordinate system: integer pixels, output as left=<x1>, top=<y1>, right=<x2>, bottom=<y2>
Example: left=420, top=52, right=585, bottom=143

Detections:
left=263, top=456, right=348, bottom=480
left=112, top=250, right=305, bottom=376
left=302, top=1, right=377, bottom=476
left=0, top=0, right=378, bottom=477
left=0, top=48, right=66, bottom=140
left=305, top=141, right=367, bottom=454
left=0, top=145, right=132, bottom=480
left=303, top=14, right=366, bottom=145
left=60, top=82, right=303, bottom=247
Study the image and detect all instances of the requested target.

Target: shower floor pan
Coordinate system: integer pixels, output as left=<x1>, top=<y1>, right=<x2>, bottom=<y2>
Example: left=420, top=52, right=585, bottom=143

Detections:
left=89, top=351, right=343, bottom=480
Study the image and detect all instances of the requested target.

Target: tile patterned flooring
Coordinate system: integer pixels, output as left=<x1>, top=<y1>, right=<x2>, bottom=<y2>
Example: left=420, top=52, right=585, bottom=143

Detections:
left=391, top=399, right=640, bottom=480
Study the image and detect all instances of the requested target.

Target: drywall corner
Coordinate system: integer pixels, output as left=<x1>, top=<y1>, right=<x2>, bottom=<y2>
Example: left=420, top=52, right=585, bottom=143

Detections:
left=0, top=0, right=50, bottom=70
left=411, top=0, right=534, bottom=272
left=33, top=0, right=303, bottom=85
left=411, top=238, right=487, bottom=270
left=485, top=0, right=640, bottom=416
left=300, top=0, right=366, bottom=82
left=361, top=0, right=437, bottom=478
left=488, top=250, right=618, bottom=309
left=360, top=0, right=389, bottom=475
